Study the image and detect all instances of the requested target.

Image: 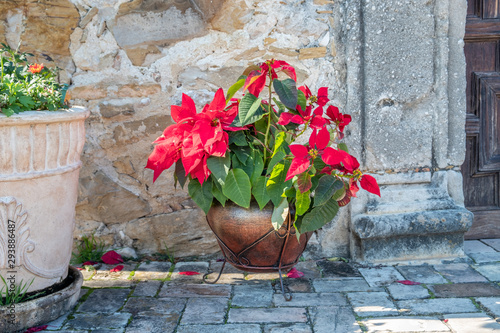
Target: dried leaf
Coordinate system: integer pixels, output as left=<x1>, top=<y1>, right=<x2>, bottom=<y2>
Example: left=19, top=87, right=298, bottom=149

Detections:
left=101, top=250, right=124, bottom=265
left=110, top=265, right=124, bottom=272
left=396, top=280, right=421, bottom=285
left=287, top=268, right=305, bottom=278
left=179, top=271, right=200, bottom=276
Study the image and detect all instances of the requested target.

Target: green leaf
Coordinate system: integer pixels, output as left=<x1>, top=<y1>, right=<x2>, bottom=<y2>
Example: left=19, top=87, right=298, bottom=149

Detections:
left=296, top=190, right=311, bottom=216
left=18, top=95, right=34, bottom=108
left=226, top=78, right=245, bottom=102
left=228, top=131, right=247, bottom=146
left=233, top=146, right=251, bottom=164
left=297, top=89, right=307, bottom=111
left=297, top=172, right=312, bottom=193
left=273, top=78, right=298, bottom=110
left=188, top=179, right=213, bottom=214
left=272, top=132, right=287, bottom=157
left=272, top=198, right=289, bottom=230
left=174, top=160, right=187, bottom=189
left=212, top=179, right=227, bottom=206
left=252, top=176, right=271, bottom=209
left=332, top=184, right=347, bottom=201
left=314, top=175, right=343, bottom=207
left=297, top=198, right=339, bottom=233
left=222, top=169, right=251, bottom=208
left=266, top=161, right=292, bottom=206
left=338, top=142, right=349, bottom=153
left=251, top=150, right=264, bottom=184
left=239, top=93, right=264, bottom=126
left=207, top=155, right=231, bottom=186
left=267, top=150, right=286, bottom=175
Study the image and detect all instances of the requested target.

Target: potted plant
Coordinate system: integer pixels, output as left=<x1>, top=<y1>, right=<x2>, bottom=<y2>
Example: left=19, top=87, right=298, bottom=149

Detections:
left=0, top=44, right=87, bottom=331
left=146, top=59, right=380, bottom=296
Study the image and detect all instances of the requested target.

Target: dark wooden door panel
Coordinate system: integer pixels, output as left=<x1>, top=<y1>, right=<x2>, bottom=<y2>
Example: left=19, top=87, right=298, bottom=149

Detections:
left=463, top=0, right=500, bottom=239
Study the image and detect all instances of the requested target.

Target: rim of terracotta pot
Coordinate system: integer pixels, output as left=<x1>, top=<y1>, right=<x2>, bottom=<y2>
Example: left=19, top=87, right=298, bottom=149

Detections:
left=0, top=266, right=83, bottom=333
left=0, top=106, right=89, bottom=124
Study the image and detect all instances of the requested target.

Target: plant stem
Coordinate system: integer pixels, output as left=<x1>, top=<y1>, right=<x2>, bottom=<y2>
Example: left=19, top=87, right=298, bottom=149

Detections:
left=264, top=70, right=273, bottom=161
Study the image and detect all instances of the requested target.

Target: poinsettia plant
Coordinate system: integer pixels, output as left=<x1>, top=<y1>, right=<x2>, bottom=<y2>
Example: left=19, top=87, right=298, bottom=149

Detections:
left=147, top=59, right=380, bottom=236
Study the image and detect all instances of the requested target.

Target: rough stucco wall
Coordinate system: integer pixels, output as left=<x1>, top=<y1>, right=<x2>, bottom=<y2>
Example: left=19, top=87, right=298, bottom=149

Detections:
left=4, top=0, right=345, bottom=258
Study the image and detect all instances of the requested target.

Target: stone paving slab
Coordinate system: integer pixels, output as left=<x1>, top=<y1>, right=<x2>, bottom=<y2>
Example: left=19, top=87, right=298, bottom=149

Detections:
left=121, top=297, right=186, bottom=316
left=347, top=291, right=399, bottom=317
left=429, top=282, right=500, bottom=298
left=468, top=252, right=500, bottom=263
left=273, top=292, right=347, bottom=307
left=387, top=284, right=431, bottom=300
left=358, top=267, right=405, bottom=287
left=133, top=261, right=172, bottom=280
left=444, top=312, right=500, bottom=333
left=132, top=280, right=162, bottom=296
left=176, top=324, right=262, bottom=333
left=295, top=260, right=322, bottom=278
left=232, top=283, right=273, bottom=307
left=482, top=239, right=500, bottom=251
left=83, top=279, right=135, bottom=288
left=64, top=313, right=132, bottom=330
left=473, top=263, right=500, bottom=281
left=228, top=307, right=308, bottom=323
left=397, top=298, right=479, bottom=315
left=309, top=306, right=362, bottom=333
left=77, top=288, right=130, bottom=313
left=280, top=278, right=314, bottom=292
left=395, top=265, right=448, bottom=284
left=464, top=240, right=497, bottom=254
left=93, top=263, right=135, bottom=280
left=361, top=316, right=450, bottom=332
left=159, top=283, right=232, bottom=298
left=476, top=297, right=500, bottom=318
left=180, top=297, right=229, bottom=324
left=433, top=263, right=488, bottom=283
left=206, top=261, right=246, bottom=284
left=264, top=323, right=312, bottom=332
left=313, top=278, right=384, bottom=293
left=171, top=261, right=210, bottom=282
left=245, top=271, right=283, bottom=280
left=317, top=260, right=361, bottom=278
left=125, top=313, right=180, bottom=333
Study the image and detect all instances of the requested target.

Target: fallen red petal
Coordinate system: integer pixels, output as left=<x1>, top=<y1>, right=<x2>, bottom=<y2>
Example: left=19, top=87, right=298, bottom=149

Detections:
left=110, top=265, right=124, bottom=272
left=396, top=280, right=421, bottom=285
left=444, top=319, right=449, bottom=323
left=287, top=268, right=305, bottom=278
left=82, top=261, right=98, bottom=266
left=76, top=267, right=84, bottom=271
left=24, top=325, right=48, bottom=333
left=179, top=271, right=200, bottom=275
left=101, top=250, right=124, bottom=265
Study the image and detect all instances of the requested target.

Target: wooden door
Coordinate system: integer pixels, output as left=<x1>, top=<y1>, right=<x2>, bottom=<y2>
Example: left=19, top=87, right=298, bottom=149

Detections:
left=463, top=0, right=500, bottom=239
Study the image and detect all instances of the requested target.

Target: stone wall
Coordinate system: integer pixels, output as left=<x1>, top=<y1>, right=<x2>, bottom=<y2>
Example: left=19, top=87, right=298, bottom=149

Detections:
left=0, top=0, right=471, bottom=262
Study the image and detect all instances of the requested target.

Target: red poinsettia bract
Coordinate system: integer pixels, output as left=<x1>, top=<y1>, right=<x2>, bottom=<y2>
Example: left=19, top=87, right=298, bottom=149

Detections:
left=146, top=89, right=244, bottom=185
left=244, top=59, right=297, bottom=97
left=278, top=86, right=328, bottom=129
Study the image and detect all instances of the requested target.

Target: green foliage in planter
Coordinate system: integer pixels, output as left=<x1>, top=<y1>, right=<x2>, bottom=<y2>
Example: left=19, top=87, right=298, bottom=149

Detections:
left=0, top=43, right=68, bottom=116
left=0, top=275, right=38, bottom=306
left=71, top=233, right=106, bottom=264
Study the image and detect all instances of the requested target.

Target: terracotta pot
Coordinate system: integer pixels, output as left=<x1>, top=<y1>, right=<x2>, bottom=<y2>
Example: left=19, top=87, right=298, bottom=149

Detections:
left=206, top=201, right=312, bottom=273
left=0, top=107, right=89, bottom=293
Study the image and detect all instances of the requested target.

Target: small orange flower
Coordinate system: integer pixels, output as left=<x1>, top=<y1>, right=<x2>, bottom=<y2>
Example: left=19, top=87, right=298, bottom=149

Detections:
left=28, top=63, right=44, bottom=74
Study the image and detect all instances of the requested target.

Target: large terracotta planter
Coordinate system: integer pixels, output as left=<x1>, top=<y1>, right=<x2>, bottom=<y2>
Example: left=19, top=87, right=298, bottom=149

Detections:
left=0, top=107, right=89, bottom=293
left=206, top=201, right=312, bottom=273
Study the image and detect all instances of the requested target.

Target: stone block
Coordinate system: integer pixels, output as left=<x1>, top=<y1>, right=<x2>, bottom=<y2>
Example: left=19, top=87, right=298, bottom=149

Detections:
left=77, top=289, right=130, bottom=313
left=317, top=260, right=361, bottom=278
left=397, top=298, right=479, bottom=315
left=264, top=323, right=312, bottom=333
left=362, top=316, right=449, bottom=332
left=133, top=261, right=171, bottom=280
left=347, top=292, right=398, bottom=317
left=299, top=47, right=327, bottom=60
left=281, top=278, right=313, bottom=293
left=358, top=267, right=404, bottom=287
left=64, top=313, right=131, bottom=330
left=181, top=297, right=229, bottom=324
left=83, top=279, right=134, bottom=288
left=273, top=293, right=347, bottom=307
left=170, top=261, right=210, bottom=282
left=159, top=283, right=232, bottom=298
left=468, top=252, right=500, bottom=264
left=232, top=283, right=273, bottom=307
left=476, top=297, right=500, bottom=317
left=395, top=265, right=448, bottom=284
left=473, top=263, right=500, bottom=281
left=387, top=284, right=430, bottom=300
left=313, top=278, right=383, bottom=293
left=445, top=313, right=500, bottom=333
left=228, top=308, right=308, bottom=323
left=126, top=314, right=180, bottom=333
left=464, top=240, right=497, bottom=254
left=310, top=306, right=362, bottom=333
left=430, top=282, right=500, bottom=298
left=433, top=263, right=488, bottom=283
left=132, top=280, right=161, bottom=297
left=176, top=324, right=262, bottom=333
left=121, top=297, right=186, bottom=316
left=482, top=239, right=500, bottom=251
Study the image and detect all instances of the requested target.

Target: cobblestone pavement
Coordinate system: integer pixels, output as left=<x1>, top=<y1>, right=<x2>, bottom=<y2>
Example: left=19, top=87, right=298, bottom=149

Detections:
left=42, top=239, right=500, bottom=332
